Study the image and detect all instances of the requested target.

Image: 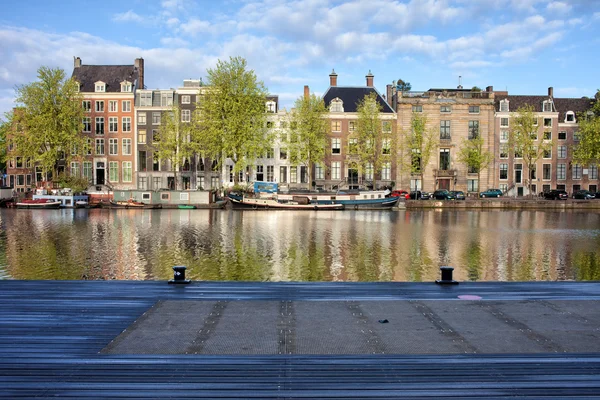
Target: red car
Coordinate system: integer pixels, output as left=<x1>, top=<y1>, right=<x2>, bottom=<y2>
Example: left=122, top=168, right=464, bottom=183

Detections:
left=390, top=190, right=409, bottom=199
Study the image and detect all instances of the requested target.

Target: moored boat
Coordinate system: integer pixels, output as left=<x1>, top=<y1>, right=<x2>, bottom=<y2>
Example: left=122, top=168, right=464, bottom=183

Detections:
left=279, top=191, right=399, bottom=210
left=178, top=204, right=197, bottom=209
left=16, top=199, right=62, bottom=209
left=109, top=199, right=161, bottom=209
left=228, top=194, right=344, bottom=210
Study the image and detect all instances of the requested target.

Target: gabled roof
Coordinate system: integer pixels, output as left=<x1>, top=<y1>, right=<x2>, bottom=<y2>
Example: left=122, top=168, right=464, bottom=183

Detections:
left=323, top=87, right=394, bottom=113
left=495, top=95, right=593, bottom=119
left=72, top=65, right=139, bottom=93
left=553, top=98, right=594, bottom=121
left=494, top=95, right=549, bottom=113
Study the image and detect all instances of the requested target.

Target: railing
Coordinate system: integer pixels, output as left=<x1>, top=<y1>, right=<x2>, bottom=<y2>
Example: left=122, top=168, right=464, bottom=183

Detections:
left=434, top=169, right=456, bottom=178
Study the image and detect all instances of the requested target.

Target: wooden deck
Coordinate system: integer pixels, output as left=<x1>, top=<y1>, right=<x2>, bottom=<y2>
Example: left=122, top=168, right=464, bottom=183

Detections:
left=2, top=280, right=600, bottom=399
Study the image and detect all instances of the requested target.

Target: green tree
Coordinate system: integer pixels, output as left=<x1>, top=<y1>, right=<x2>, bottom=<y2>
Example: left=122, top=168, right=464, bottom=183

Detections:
left=456, top=135, right=492, bottom=194
left=471, top=86, right=482, bottom=92
left=396, top=79, right=412, bottom=92
left=573, top=90, right=600, bottom=166
left=353, top=92, right=392, bottom=189
left=154, top=104, right=197, bottom=190
left=0, top=117, right=8, bottom=175
left=286, top=93, right=329, bottom=189
left=194, top=56, right=272, bottom=184
left=509, top=105, right=553, bottom=197
left=9, top=66, right=86, bottom=181
left=400, top=112, right=438, bottom=191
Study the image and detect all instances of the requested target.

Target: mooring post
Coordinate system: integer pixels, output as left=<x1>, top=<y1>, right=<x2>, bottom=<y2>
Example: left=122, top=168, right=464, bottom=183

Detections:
left=168, top=265, right=191, bottom=284
left=436, top=266, right=458, bottom=285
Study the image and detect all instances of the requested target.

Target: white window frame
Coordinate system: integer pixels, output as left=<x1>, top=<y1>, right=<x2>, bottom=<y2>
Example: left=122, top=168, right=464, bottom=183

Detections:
left=331, top=161, right=341, bottom=180
left=95, top=81, right=106, bottom=93
left=95, top=101, right=104, bottom=112
left=331, top=138, right=341, bottom=154
left=95, top=138, right=105, bottom=155
left=82, top=117, right=91, bottom=132
left=109, top=117, right=118, bottom=133
left=122, top=138, right=132, bottom=156
left=140, top=92, right=152, bottom=107
left=138, top=113, right=146, bottom=125
left=108, top=100, right=118, bottom=113
left=181, top=109, right=191, bottom=123
left=109, top=161, right=119, bottom=183
left=122, top=100, right=131, bottom=113
left=122, top=161, right=133, bottom=182
left=181, top=95, right=191, bottom=104
left=122, top=117, right=131, bottom=132
left=109, top=138, right=118, bottom=155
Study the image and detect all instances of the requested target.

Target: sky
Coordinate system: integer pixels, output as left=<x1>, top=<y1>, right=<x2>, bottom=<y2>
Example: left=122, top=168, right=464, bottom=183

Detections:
left=1, top=0, right=599, bottom=117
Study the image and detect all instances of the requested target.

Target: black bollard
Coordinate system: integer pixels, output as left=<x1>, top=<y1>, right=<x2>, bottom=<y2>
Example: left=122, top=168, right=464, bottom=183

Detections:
left=435, top=266, right=458, bottom=285
left=168, top=265, right=191, bottom=284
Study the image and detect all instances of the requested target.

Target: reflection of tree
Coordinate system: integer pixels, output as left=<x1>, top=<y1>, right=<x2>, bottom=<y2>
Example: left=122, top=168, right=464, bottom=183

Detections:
left=285, top=239, right=327, bottom=282
left=572, top=251, right=600, bottom=281
left=407, top=239, right=433, bottom=282
left=514, top=248, right=535, bottom=282
left=464, top=239, right=482, bottom=282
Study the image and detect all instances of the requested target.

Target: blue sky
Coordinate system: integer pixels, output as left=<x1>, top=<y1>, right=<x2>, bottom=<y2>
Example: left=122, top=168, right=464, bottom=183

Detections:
left=1, top=0, right=599, bottom=117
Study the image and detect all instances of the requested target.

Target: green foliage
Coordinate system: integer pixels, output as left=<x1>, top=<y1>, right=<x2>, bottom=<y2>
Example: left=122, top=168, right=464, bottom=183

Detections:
left=353, top=92, right=391, bottom=189
left=54, top=173, right=90, bottom=193
left=509, top=105, right=554, bottom=197
left=396, top=79, right=412, bottom=92
left=0, top=116, right=8, bottom=171
left=573, top=90, right=600, bottom=166
left=153, top=104, right=197, bottom=190
left=400, top=112, right=438, bottom=190
left=285, top=93, right=329, bottom=186
left=471, top=86, right=482, bottom=92
left=10, top=66, right=86, bottom=177
left=456, top=135, right=492, bottom=191
left=194, top=56, right=272, bottom=184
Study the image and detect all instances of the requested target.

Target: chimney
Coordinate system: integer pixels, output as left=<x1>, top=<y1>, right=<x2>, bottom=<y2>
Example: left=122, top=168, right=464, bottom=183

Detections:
left=74, top=57, right=81, bottom=68
left=366, top=70, right=374, bottom=87
left=486, top=86, right=493, bottom=92
left=457, top=75, right=463, bottom=89
left=135, top=58, right=145, bottom=90
left=548, top=87, right=553, bottom=98
left=329, top=69, right=337, bottom=87
left=304, top=85, right=309, bottom=99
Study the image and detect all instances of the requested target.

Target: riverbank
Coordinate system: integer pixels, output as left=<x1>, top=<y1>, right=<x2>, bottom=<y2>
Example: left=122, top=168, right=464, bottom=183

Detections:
left=1, top=280, right=600, bottom=398
left=401, top=198, right=600, bottom=209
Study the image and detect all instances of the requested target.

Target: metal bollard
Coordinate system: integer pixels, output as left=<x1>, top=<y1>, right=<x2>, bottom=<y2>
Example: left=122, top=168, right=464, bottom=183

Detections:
left=168, top=265, right=191, bottom=284
left=435, top=266, right=458, bottom=285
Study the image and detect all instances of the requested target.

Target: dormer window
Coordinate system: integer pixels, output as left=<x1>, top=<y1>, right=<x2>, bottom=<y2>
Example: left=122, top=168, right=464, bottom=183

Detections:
left=121, top=81, right=132, bottom=93
left=499, top=99, right=509, bottom=112
left=95, top=81, right=106, bottom=93
left=75, top=82, right=80, bottom=92
left=266, top=101, right=276, bottom=113
left=330, top=98, right=344, bottom=112
left=565, top=111, right=575, bottom=123
left=543, top=100, right=553, bottom=112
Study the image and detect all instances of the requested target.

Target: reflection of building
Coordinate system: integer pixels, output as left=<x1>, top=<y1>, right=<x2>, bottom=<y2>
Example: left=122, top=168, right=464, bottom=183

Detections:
left=389, top=85, right=496, bottom=193
left=319, top=70, right=397, bottom=191
left=494, top=88, right=594, bottom=196
left=71, top=56, right=143, bottom=191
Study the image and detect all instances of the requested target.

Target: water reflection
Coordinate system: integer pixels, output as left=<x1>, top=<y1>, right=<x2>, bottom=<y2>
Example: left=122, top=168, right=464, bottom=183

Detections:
left=1, top=209, right=600, bottom=282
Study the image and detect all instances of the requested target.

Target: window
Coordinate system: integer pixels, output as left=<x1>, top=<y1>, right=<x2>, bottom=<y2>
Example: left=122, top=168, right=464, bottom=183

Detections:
left=331, top=161, right=341, bottom=180
left=95, top=82, right=105, bottom=92
left=181, top=95, right=191, bottom=104
left=279, top=148, right=287, bottom=160
left=558, top=145, right=567, bottom=159
left=152, top=129, right=159, bottom=143
left=70, top=162, right=79, bottom=177
left=109, top=117, right=118, bottom=133
left=82, top=100, right=91, bottom=112
left=139, top=151, right=147, bottom=172
left=121, top=82, right=132, bottom=92
left=315, top=164, right=324, bottom=180
left=543, top=131, right=552, bottom=140
left=348, top=138, right=358, bottom=154
left=499, top=130, right=508, bottom=142
left=412, top=105, right=422, bottom=112
left=468, top=120, right=479, bottom=139
left=558, top=131, right=566, bottom=140
left=83, top=117, right=91, bottom=132
left=332, top=138, right=341, bottom=154
left=152, top=112, right=161, bottom=125
left=365, top=163, right=374, bottom=180
left=565, top=111, right=575, bottom=123
left=109, top=162, right=118, bottom=183
left=266, top=100, right=276, bottom=113
left=122, top=101, right=131, bottom=112
left=440, top=120, right=450, bottom=139
left=109, top=138, right=118, bottom=155
left=543, top=164, right=551, bottom=180
left=267, top=165, right=274, bottom=182
left=533, top=118, right=538, bottom=126
left=122, top=138, right=132, bottom=155
left=330, top=98, right=343, bottom=112
left=467, top=179, right=478, bottom=192
left=573, top=164, right=582, bottom=179
left=181, top=109, right=191, bottom=123
left=266, top=121, right=273, bottom=128
left=530, top=131, right=538, bottom=141
left=590, top=164, right=598, bottom=180
left=95, top=117, right=105, bottom=135
left=95, top=139, right=105, bottom=155
left=382, top=138, right=391, bottom=155
left=543, top=101, right=552, bottom=112
left=140, top=92, right=152, bottom=107
left=122, top=162, right=132, bottom=182
left=543, top=148, right=552, bottom=159
left=279, top=166, right=287, bottom=183
left=83, top=162, right=93, bottom=181
left=574, top=131, right=581, bottom=142
left=439, top=149, right=450, bottom=170
left=161, top=93, right=173, bottom=107
left=557, top=164, right=566, bottom=180
left=266, top=148, right=274, bottom=159
left=122, top=117, right=131, bottom=132
left=500, top=163, right=508, bottom=180
left=382, top=162, right=391, bottom=180
left=348, top=121, right=355, bottom=132
left=138, top=113, right=146, bottom=125
left=138, top=129, right=146, bottom=144
left=543, top=118, right=552, bottom=127
left=500, top=144, right=509, bottom=159
left=86, top=138, right=92, bottom=155
left=109, top=101, right=118, bottom=112
left=382, top=121, right=392, bottom=133
left=514, top=147, right=523, bottom=158
left=95, top=101, right=104, bottom=112
left=499, top=100, right=509, bottom=112
left=331, top=120, right=341, bottom=132
left=469, top=106, right=480, bottom=114
left=440, top=106, right=451, bottom=113
left=290, top=167, right=297, bottom=183
left=500, top=117, right=509, bottom=127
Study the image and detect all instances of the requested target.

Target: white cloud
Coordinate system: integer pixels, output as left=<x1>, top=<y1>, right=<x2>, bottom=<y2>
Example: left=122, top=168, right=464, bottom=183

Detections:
left=179, top=18, right=218, bottom=36
left=546, top=2, right=572, bottom=14
left=112, top=10, right=144, bottom=23
left=159, top=37, right=189, bottom=47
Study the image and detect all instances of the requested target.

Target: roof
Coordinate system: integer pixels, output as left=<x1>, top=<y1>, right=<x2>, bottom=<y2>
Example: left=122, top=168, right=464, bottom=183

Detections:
left=323, top=86, right=394, bottom=113
left=72, top=65, right=139, bottom=93
left=495, top=95, right=593, bottom=118
left=553, top=97, right=594, bottom=120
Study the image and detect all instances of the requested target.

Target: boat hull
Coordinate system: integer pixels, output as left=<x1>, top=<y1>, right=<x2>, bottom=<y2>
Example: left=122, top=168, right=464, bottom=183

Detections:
left=16, top=201, right=62, bottom=209
left=228, top=195, right=344, bottom=210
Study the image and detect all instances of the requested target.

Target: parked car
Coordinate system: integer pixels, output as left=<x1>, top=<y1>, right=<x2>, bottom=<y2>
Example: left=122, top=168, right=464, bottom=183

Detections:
left=420, top=191, right=432, bottom=200
left=543, top=189, right=568, bottom=200
left=450, top=190, right=466, bottom=200
left=573, top=190, right=595, bottom=200
left=479, top=189, right=503, bottom=198
left=409, top=191, right=422, bottom=200
left=390, top=190, right=409, bottom=199
left=432, top=189, right=455, bottom=200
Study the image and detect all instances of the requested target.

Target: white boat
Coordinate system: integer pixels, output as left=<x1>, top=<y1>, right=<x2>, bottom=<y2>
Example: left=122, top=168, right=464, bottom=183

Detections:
left=228, top=194, right=344, bottom=210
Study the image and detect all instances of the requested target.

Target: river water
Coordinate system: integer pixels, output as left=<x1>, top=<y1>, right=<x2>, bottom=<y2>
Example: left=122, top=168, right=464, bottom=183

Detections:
left=1, top=208, right=599, bottom=282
